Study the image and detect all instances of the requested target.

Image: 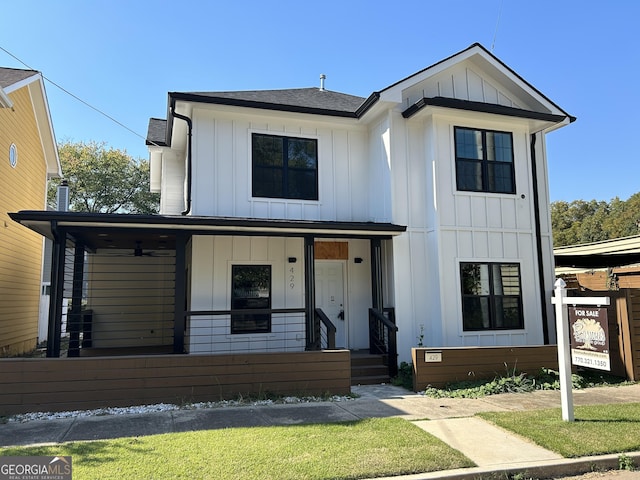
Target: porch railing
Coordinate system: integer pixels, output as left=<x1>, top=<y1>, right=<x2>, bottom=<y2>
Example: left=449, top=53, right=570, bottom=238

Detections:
left=368, top=308, right=398, bottom=377
left=313, top=308, right=337, bottom=350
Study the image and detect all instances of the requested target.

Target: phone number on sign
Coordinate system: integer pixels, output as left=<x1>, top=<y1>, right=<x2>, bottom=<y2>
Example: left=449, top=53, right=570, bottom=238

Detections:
left=572, top=354, right=609, bottom=370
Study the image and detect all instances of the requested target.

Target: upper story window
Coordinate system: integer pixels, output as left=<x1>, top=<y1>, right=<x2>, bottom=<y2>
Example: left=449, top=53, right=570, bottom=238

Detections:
left=252, top=133, right=318, bottom=200
left=460, top=262, right=524, bottom=331
left=454, top=127, right=514, bottom=194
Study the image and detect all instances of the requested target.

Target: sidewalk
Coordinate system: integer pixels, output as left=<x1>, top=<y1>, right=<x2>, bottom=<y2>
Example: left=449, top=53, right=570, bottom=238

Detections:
left=2, top=383, right=640, bottom=479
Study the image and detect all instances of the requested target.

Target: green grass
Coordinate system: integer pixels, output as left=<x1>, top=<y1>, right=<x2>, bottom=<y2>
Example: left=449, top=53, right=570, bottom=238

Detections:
left=478, top=402, right=640, bottom=458
left=0, top=418, right=474, bottom=479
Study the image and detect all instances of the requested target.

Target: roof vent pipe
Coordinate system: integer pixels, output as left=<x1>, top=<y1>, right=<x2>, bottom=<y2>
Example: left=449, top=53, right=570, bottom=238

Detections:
left=57, top=180, right=69, bottom=212
left=319, top=74, right=326, bottom=91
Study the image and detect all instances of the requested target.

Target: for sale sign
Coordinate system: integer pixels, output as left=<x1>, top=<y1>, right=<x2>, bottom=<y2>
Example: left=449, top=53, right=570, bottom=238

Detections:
left=569, top=307, right=610, bottom=371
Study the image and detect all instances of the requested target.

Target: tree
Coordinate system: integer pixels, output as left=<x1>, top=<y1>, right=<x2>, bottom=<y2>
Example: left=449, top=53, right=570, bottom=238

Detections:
left=551, top=196, right=640, bottom=247
left=48, top=141, right=160, bottom=214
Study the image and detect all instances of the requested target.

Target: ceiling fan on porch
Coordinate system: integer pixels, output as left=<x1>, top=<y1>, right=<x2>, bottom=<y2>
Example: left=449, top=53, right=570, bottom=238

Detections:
left=134, top=241, right=152, bottom=257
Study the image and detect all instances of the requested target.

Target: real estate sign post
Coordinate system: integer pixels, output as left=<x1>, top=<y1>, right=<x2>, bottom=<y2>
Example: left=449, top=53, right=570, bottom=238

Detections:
left=552, top=279, right=609, bottom=422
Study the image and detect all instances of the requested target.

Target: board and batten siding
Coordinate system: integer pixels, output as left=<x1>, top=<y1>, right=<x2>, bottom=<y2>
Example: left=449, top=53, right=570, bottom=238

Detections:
left=0, top=86, right=48, bottom=355
left=187, top=236, right=374, bottom=353
left=390, top=110, right=548, bottom=358
left=188, top=235, right=306, bottom=354
left=400, top=61, right=538, bottom=113
left=187, top=108, right=384, bottom=222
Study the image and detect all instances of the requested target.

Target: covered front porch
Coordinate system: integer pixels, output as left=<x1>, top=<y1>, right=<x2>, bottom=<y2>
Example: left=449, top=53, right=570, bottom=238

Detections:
left=11, top=211, right=405, bottom=380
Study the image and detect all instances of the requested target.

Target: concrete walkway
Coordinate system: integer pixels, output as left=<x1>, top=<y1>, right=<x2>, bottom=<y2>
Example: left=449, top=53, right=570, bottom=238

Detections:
left=2, top=383, right=640, bottom=479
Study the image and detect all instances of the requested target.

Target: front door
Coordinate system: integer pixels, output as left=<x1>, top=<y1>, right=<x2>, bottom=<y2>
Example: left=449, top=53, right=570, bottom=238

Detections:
left=315, top=261, right=346, bottom=348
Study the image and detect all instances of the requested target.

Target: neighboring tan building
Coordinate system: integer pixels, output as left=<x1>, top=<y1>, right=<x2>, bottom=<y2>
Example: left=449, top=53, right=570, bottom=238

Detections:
left=0, top=67, right=61, bottom=355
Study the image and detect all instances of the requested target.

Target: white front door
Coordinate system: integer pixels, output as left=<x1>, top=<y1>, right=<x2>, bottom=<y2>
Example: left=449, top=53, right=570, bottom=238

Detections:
left=315, top=261, right=346, bottom=348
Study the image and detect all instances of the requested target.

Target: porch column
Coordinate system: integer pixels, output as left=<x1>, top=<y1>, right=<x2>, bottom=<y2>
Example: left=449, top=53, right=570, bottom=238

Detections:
left=47, top=223, right=66, bottom=357
left=173, top=232, right=187, bottom=353
left=304, top=236, right=316, bottom=349
left=370, top=238, right=383, bottom=311
left=67, top=242, right=85, bottom=357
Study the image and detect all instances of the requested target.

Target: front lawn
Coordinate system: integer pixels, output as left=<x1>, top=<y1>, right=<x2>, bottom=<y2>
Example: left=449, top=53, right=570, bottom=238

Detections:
left=0, top=418, right=474, bottom=479
left=478, top=402, right=640, bottom=458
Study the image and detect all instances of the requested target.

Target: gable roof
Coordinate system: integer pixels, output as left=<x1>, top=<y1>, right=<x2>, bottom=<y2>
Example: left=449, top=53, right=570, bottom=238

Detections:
left=148, top=43, right=574, bottom=146
left=0, top=67, right=61, bottom=177
left=385, top=43, right=575, bottom=124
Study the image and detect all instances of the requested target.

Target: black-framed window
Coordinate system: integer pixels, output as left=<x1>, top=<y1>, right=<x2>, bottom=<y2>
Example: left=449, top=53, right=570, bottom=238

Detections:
left=454, top=127, right=515, bottom=194
left=231, top=265, right=271, bottom=334
left=252, top=133, right=318, bottom=200
left=460, top=262, right=523, bottom=331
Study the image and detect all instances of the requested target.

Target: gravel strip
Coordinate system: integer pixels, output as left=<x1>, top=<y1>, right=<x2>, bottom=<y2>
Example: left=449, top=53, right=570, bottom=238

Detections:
left=6, top=395, right=355, bottom=423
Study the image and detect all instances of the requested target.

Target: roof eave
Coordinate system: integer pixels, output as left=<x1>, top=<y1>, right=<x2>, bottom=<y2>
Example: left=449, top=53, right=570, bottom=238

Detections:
left=9, top=210, right=407, bottom=240
left=402, top=96, right=573, bottom=127
left=169, top=91, right=359, bottom=119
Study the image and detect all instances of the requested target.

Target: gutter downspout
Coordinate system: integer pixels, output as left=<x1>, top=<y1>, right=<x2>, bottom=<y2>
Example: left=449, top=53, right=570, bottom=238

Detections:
left=170, top=105, right=193, bottom=215
left=530, top=132, right=550, bottom=344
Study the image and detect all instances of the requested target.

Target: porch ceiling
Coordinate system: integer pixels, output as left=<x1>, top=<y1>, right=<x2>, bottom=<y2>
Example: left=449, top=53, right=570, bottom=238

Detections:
left=9, top=211, right=406, bottom=250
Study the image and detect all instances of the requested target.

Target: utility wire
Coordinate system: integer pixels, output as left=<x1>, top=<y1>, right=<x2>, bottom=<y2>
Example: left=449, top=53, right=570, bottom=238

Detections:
left=491, top=0, right=504, bottom=52
left=0, top=45, right=151, bottom=145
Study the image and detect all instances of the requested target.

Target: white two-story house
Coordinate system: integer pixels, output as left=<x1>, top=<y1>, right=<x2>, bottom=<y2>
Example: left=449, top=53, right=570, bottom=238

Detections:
left=12, top=44, right=573, bottom=382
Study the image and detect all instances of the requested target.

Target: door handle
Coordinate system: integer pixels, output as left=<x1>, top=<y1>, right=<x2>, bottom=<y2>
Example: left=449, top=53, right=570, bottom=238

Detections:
left=338, top=310, right=344, bottom=320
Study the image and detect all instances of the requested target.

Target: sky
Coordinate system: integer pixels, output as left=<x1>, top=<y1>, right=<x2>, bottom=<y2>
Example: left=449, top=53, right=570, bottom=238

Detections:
left=1, top=0, right=638, bottom=203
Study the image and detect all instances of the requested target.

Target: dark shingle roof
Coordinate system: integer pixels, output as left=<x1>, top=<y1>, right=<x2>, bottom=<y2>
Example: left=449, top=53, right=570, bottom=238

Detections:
left=147, top=87, right=375, bottom=145
left=172, top=88, right=367, bottom=117
left=146, top=118, right=168, bottom=146
left=0, top=67, right=38, bottom=89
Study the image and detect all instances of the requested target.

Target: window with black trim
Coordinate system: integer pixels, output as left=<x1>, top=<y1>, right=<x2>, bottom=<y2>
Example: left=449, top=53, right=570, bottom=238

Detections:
left=454, top=127, right=514, bottom=193
left=460, top=262, right=523, bottom=331
left=231, top=265, right=271, bottom=334
left=252, top=133, right=318, bottom=200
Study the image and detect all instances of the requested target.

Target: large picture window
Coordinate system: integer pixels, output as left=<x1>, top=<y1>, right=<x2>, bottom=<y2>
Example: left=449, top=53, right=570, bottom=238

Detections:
left=231, top=265, right=271, bottom=334
left=460, top=262, right=523, bottom=331
left=455, top=127, right=514, bottom=194
left=252, top=133, right=318, bottom=200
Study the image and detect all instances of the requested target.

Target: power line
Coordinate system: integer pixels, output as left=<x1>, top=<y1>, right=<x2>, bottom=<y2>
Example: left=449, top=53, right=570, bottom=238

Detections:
left=491, top=0, right=504, bottom=52
left=0, top=45, right=150, bottom=145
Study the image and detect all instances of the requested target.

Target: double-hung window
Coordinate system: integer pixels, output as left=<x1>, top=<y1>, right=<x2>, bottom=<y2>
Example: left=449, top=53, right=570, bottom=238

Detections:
left=231, top=265, right=271, bottom=334
left=252, top=133, right=318, bottom=200
left=454, top=127, right=515, bottom=194
left=460, top=262, right=523, bottom=331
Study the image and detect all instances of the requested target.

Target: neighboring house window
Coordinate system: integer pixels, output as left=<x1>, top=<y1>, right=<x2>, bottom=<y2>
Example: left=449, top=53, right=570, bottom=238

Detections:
left=454, top=127, right=514, bottom=193
left=252, top=133, right=318, bottom=200
left=460, top=262, right=523, bottom=330
left=231, top=265, right=271, bottom=334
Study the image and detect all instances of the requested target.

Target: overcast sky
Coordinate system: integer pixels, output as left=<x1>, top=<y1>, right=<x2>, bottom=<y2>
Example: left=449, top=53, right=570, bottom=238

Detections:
left=2, top=0, right=638, bottom=203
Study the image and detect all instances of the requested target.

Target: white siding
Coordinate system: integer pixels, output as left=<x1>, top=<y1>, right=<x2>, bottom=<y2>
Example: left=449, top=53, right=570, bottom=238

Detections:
left=159, top=150, right=185, bottom=215
left=187, top=109, right=384, bottom=222
left=391, top=110, right=547, bottom=360
left=188, top=235, right=306, bottom=354
left=402, top=62, right=532, bottom=112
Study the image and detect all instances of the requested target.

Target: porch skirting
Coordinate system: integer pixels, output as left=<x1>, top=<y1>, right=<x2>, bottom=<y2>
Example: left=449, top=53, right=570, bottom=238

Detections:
left=0, top=350, right=351, bottom=415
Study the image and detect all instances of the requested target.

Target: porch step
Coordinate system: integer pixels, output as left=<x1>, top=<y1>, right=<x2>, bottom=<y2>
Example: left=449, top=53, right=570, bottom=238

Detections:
left=350, top=351, right=390, bottom=385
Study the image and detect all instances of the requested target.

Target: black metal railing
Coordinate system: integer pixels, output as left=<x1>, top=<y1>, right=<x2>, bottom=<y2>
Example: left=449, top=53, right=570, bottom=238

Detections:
left=368, top=307, right=398, bottom=377
left=314, top=308, right=336, bottom=350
